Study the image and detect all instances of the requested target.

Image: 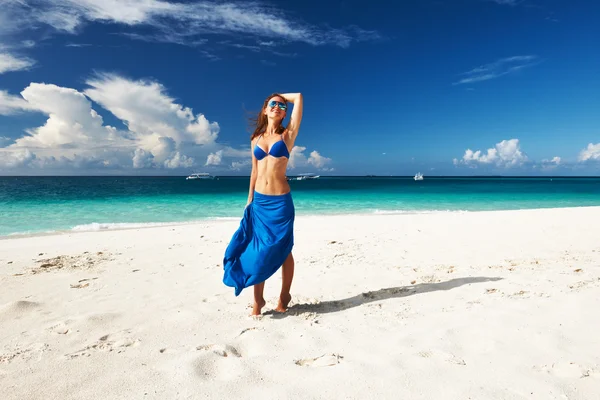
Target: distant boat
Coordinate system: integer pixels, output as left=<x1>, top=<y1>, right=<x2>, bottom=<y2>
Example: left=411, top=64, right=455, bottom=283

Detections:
left=287, top=173, right=320, bottom=181
left=413, top=172, right=424, bottom=181
left=186, top=172, right=217, bottom=180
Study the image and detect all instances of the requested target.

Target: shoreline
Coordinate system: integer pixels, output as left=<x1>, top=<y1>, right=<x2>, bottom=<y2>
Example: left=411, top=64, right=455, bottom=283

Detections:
left=3, top=204, right=600, bottom=241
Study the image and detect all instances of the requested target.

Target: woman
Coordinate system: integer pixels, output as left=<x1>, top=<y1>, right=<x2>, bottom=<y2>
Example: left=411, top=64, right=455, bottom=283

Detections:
left=223, top=92, right=303, bottom=315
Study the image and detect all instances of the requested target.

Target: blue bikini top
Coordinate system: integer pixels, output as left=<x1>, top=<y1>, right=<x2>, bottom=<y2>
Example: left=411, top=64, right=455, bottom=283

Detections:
left=253, top=134, right=290, bottom=160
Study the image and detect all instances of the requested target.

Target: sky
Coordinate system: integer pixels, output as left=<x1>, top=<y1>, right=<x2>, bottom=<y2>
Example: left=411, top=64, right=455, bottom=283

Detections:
left=0, top=0, right=599, bottom=176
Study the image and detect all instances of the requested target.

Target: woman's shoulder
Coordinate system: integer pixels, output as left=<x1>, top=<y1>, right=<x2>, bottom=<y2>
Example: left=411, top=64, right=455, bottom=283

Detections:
left=251, top=134, right=261, bottom=144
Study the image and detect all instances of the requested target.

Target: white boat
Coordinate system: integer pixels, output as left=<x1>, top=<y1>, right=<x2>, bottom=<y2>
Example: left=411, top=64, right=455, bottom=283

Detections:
left=413, top=172, right=424, bottom=181
left=288, top=173, right=320, bottom=181
left=186, top=172, right=216, bottom=180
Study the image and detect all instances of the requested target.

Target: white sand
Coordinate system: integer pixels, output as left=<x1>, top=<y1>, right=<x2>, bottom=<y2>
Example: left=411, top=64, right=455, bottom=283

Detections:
left=1, top=207, right=600, bottom=399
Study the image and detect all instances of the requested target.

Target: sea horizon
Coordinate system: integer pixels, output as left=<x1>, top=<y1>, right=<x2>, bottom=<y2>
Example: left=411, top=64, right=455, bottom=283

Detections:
left=2, top=176, right=600, bottom=238
left=1, top=174, right=600, bottom=178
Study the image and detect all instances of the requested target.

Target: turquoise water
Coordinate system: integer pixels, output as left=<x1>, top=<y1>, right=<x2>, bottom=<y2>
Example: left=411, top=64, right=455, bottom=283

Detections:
left=1, top=176, right=599, bottom=237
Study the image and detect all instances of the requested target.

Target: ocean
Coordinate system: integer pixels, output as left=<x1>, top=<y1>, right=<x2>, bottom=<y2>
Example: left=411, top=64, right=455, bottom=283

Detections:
left=1, top=176, right=599, bottom=237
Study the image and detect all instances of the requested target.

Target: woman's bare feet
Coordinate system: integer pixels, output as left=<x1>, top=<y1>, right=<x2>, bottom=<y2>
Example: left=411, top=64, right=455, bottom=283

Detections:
left=275, top=293, right=291, bottom=312
left=275, top=253, right=294, bottom=313
left=251, top=282, right=266, bottom=316
left=251, top=298, right=266, bottom=316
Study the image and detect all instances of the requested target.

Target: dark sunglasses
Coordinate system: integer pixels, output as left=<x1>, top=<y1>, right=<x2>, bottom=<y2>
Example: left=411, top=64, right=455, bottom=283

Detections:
left=268, top=100, right=287, bottom=110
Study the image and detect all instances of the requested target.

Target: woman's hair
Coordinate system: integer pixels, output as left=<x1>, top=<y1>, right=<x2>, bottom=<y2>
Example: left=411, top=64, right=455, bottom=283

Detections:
left=249, top=93, right=288, bottom=140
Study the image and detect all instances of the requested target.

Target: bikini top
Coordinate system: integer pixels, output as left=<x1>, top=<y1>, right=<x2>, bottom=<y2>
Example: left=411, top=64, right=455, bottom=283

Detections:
left=253, top=134, right=290, bottom=160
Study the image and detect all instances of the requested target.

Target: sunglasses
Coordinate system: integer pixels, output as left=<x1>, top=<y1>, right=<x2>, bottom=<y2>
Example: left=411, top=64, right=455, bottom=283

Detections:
left=268, top=100, right=287, bottom=110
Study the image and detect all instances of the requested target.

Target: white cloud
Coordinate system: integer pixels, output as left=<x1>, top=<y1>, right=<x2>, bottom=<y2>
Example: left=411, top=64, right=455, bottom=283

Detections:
left=307, top=150, right=332, bottom=168
left=578, top=143, right=600, bottom=162
left=289, top=146, right=332, bottom=170
left=289, top=145, right=306, bottom=169
left=4, top=0, right=380, bottom=49
left=84, top=73, right=219, bottom=146
left=146, top=136, right=193, bottom=168
left=0, top=90, right=37, bottom=115
left=65, top=43, right=93, bottom=48
left=540, top=156, right=561, bottom=170
left=33, top=153, right=123, bottom=170
left=0, top=148, right=36, bottom=168
left=150, top=136, right=176, bottom=164
left=11, top=83, right=121, bottom=148
left=0, top=2, right=22, bottom=36
left=455, top=139, right=600, bottom=171
left=454, top=55, right=539, bottom=85
left=164, top=152, right=194, bottom=169
left=0, top=75, right=246, bottom=173
left=220, top=147, right=250, bottom=159
left=205, top=150, right=223, bottom=166
left=230, top=160, right=250, bottom=171
left=543, top=156, right=561, bottom=165
left=132, top=148, right=153, bottom=169
left=0, top=52, right=35, bottom=74
left=454, top=138, right=528, bottom=167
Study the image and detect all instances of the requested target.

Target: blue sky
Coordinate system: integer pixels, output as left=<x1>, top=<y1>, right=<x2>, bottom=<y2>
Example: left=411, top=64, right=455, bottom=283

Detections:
left=0, top=0, right=599, bottom=176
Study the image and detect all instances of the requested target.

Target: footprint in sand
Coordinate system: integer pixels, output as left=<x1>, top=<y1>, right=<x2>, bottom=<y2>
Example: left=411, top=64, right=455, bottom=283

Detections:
left=65, top=331, right=140, bottom=358
left=194, top=344, right=247, bottom=380
left=196, top=344, right=241, bottom=358
left=533, top=362, right=600, bottom=379
left=0, top=342, right=50, bottom=364
left=295, top=353, right=343, bottom=367
left=417, top=349, right=466, bottom=366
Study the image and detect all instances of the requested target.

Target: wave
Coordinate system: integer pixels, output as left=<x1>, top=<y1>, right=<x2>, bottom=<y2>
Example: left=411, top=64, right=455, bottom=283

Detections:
left=70, top=218, right=238, bottom=232
left=371, top=209, right=470, bottom=215
left=69, top=211, right=469, bottom=234
left=71, top=222, right=179, bottom=232
left=1, top=218, right=240, bottom=238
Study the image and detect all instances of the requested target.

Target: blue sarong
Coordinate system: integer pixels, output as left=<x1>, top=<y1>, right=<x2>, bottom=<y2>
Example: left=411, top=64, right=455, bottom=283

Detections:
left=223, top=191, right=295, bottom=296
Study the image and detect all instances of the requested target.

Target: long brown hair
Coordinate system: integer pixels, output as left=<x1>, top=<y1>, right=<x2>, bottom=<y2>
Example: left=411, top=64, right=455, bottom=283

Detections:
left=249, top=93, right=288, bottom=140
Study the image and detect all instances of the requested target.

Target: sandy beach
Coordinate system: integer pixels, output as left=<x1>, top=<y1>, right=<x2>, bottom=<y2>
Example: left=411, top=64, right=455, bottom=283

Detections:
left=1, top=207, right=599, bottom=399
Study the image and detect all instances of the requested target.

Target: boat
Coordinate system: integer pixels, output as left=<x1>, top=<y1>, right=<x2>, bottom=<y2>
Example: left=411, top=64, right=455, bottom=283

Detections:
left=287, top=173, right=320, bottom=181
left=186, top=172, right=217, bottom=180
left=413, top=172, right=424, bottom=181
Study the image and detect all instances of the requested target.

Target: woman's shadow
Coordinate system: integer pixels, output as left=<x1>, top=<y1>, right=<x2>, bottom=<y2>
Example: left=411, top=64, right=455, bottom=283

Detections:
left=266, top=276, right=502, bottom=318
